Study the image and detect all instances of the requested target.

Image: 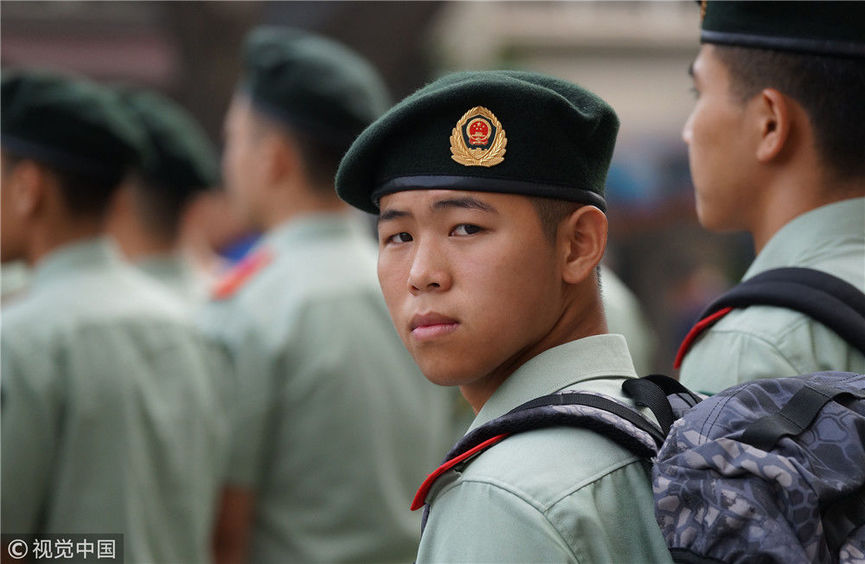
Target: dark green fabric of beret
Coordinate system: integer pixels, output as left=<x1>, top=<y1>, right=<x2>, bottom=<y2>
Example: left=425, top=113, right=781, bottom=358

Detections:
left=701, top=1, right=865, bottom=58
left=1, top=69, right=143, bottom=182
left=240, top=26, right=390, bottom=151
left=335, top=70, right=619, bottom=215
left=120, top=88, right=219, bottom=196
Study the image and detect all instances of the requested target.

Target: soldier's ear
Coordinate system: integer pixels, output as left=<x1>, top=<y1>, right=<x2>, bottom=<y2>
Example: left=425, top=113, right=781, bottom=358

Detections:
left=8, top=159, right=47, bottom=219
left=266, top=131, right=304, bottom=186
left=753, top=88, right=794, bottom=163
left=559, top=205, right=607, bottom=285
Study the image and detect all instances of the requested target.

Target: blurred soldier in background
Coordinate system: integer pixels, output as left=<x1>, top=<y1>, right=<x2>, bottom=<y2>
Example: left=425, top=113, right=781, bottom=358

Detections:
left=600, top=265, right=656, bottom=375
left=676, top=2, right=865, bottom=393
left=1, top=70, right=228, bottom=562
left=107, top=88, right=221, bottom=304
left=200, top=27, right=454, bottom=563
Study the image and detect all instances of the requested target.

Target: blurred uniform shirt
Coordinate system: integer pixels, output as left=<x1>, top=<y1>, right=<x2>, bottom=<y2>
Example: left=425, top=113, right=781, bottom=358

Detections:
left=1, top=260, right=30, bottom=304
left=680, top=198, right=865, bottom=394
left=134, top=252, right=208, bottom=306
left=1, top=238, right=229, bottom=562
left=601, top=265, right=656, bottom=375
left=199, top=213, right=453, bottom=563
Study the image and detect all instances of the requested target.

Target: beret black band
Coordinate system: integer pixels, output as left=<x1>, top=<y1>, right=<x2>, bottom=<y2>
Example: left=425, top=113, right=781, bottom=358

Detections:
left=373, top=175, right=607, bottom=212
left=1, top=134, right=125, bottom=181
left=702, top=30, right=865, bottom=58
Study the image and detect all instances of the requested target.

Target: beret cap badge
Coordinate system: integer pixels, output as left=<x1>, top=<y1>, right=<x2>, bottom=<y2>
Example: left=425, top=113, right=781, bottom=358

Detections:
left=449, top=106, right=507, bottom=167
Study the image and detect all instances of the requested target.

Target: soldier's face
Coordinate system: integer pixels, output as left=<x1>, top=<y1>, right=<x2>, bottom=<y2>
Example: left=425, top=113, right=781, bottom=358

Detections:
left=683, top=45, right=758, bottom=232
left=376, top=190, right=564, bottom=400
left=222, top=95, right=271, bottom=228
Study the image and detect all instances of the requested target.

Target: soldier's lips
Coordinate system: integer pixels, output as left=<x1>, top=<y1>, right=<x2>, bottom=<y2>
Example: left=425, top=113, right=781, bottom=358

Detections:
left=410, top=313, right=459, bottom=341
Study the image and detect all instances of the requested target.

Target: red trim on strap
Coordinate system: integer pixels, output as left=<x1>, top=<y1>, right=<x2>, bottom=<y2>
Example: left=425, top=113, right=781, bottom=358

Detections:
left=674, top=306, right=734, bottom=369
left=410, top=433, right=509, bottom=511
left=211, top=250, right=272, bottom=300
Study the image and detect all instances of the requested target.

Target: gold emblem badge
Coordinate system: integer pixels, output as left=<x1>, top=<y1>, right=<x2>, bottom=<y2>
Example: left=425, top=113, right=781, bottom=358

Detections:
left=449, top=106, right=507, bottom=167
left=700, top=0, right=707, bottom=20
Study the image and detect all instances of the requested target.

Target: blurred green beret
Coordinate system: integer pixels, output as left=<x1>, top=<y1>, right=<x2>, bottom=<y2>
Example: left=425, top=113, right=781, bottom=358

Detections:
left=700, top=1, right=865, bottom=58
left=119, top=88, right=219, bottom=197
left=1, top=69, right=143, bottom=182
left=239, top=26, right=390, bottom=151
left=336, top=70, right=619, bottom=215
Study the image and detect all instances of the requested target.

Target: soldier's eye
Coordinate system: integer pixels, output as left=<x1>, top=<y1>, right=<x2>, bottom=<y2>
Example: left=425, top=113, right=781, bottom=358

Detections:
left=451, top=224, right=483, bottom=236
left=387, top=232, right=413, bottom=244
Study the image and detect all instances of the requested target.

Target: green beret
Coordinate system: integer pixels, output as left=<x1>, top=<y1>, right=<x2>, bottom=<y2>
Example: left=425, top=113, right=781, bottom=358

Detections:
left=335, top=70, right=619, bottom=215
left=1, top=69, right=143, bottom=182
left=700, top=1, right=865, bottom=58
left=119, top=88, right=219, bottom=196
left=240, top=26, right=390, bottom=150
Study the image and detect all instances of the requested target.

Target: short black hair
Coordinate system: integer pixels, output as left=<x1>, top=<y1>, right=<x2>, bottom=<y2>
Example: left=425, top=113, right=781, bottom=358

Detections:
left=714, top=45, right=865, bottom=180
left=248, top=106, right=344, bottom=192
left=129, top=176, right=196, bottom=242
left=2, top=151, right=122, bottom=218
left=529, top=196, right=582, bottom=243
left=529, top=196, right=602, bottom=287
left=291, top=129, right=345, bottom=192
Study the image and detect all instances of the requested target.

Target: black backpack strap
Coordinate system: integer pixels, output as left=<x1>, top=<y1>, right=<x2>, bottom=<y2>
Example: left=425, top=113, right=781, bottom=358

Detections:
left=507, top=391, right=667, bottom=449
left=740, top=381, right=865, bottom=451
left=622, top=375, right=703, bottom=436
left=415, top=388, right=663, bottom=531
left=676, top=267, right=865, bottom=368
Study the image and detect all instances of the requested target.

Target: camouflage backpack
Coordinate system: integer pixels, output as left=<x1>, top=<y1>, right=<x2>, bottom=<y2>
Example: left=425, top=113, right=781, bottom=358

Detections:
left=645, top=372, right=865, bottom=563
left=421, top=372, right=865, bottom=563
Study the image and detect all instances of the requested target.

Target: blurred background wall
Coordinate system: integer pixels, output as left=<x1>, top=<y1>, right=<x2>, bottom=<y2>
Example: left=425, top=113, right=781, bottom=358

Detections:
left=1, top=0, right=752, bottom=372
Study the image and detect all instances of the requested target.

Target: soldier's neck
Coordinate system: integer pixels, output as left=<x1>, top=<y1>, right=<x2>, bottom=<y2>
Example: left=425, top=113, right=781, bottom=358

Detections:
left=26, top=218, right=106, bottom=267
left=260, top=182, right=350, bottom=231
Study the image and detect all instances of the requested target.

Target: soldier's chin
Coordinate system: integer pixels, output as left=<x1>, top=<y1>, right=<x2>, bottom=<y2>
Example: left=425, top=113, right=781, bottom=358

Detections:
left=414, top=357, right=476, bottom=388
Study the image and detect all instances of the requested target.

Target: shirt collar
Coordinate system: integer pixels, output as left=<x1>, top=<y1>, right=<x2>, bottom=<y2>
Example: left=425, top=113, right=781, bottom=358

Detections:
left=135, top=253, right=194, bottom=281
left=30, top=237, right=119, bottom=290
left=260, top=211, right=370, bottom=252
left=745, top=197, right=865, bottom=280
left=469, top=334, right=637, bottom=431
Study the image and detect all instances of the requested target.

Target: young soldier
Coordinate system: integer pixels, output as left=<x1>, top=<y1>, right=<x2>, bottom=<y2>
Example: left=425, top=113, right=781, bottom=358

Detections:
left=1, top=70, right=228, bottom=562
left=336, top=71, right=672, bottom=563
left=200, top=27, right=454, bottom=563
left=107, top=88, right=220, bottom=304
left=677, top=2, right=865, bottom=393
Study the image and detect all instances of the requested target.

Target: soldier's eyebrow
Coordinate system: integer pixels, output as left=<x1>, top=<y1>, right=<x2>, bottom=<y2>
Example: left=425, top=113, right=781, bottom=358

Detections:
left=378, top=209, right=410, bottom=224
left=377, top=195, right=497, bottom=225
left=431, top=196, right=497, bottom=214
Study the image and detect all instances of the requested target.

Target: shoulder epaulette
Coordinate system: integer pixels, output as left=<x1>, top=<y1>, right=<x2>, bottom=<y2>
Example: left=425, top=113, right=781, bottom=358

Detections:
left=210, top=249, right=273, bottom=301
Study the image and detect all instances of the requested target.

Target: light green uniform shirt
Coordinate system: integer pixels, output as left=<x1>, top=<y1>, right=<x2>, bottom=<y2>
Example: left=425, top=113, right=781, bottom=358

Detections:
left=1, top=260, right=30, bottom=304
left=416, top=335, right=673, bottom=564
left=680, top=198, right=865, bottom=394
left=199, top=213, right=454, bottom=564
left=134, top=253, right=208, bottom=305
left=601, top=265, right=657, bottom=375
left=1, top=238, right=229, bottom=563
